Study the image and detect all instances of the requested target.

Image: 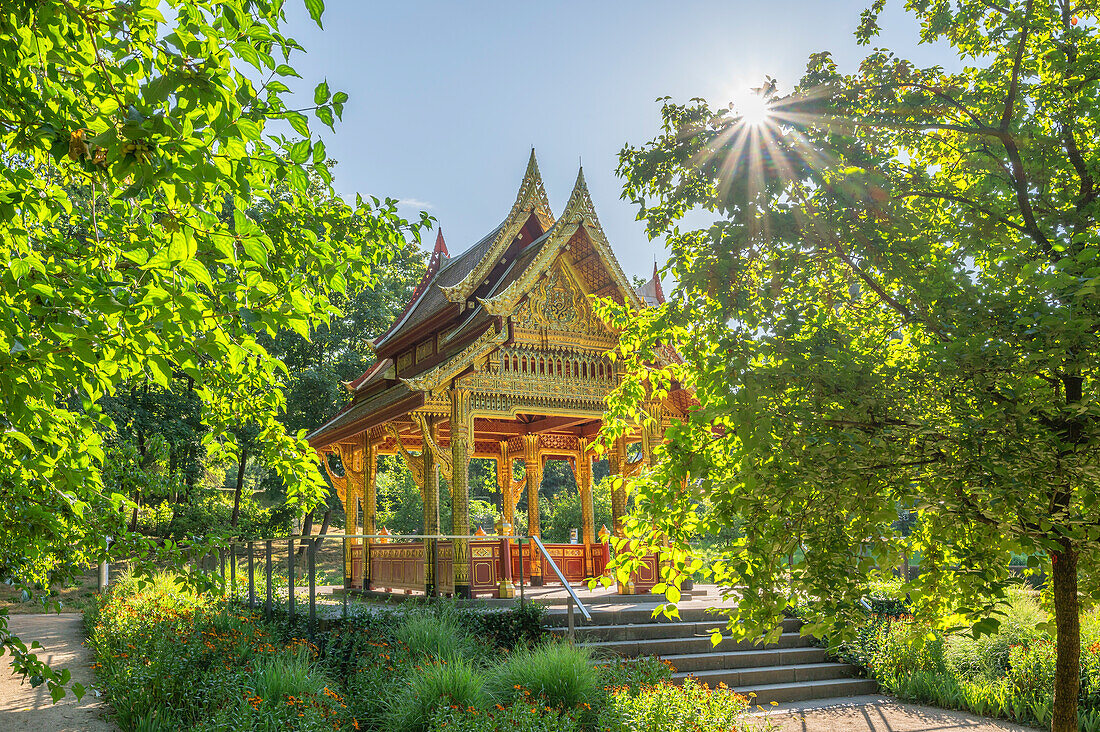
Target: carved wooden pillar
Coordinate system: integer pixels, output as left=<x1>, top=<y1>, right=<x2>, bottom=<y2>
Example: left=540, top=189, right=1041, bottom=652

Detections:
left=450, top=388, right=473, bottom=598
left=421, top=418, right=440, bottom=537
left=498, top=441, right=515, bottom=534
left=577, top=437, right=596, bottom=577
left=363, top=439, right=377, bottom=589
left=609, top=434, right=627, bottom=538
left=609, top=434, right=634, bottom=594
left=522, top=434, right=543, bottom=585
left=497, top=443, right=516, bottom=598
left=364, top=440, right=378, bottom=538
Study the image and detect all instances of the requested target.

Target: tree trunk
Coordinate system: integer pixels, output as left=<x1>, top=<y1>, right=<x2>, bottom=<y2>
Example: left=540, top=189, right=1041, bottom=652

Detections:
left=295, top=508, right=332, bottom=562
left=317, top=508, right=332, bottom=539
left=230, top=447, right=249, bottom=529
left=1051, top=542, right=1080, bottom=732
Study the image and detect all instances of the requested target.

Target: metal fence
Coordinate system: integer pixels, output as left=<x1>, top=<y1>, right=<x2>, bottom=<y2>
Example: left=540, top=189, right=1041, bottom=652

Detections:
left=105, top=532, right=591, bottom=636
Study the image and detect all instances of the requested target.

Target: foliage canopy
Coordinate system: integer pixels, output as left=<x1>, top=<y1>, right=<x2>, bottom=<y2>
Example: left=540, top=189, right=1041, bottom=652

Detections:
left=605, top=2, right=1100, bottom=729
left=0, top=0, right=424, bottom=697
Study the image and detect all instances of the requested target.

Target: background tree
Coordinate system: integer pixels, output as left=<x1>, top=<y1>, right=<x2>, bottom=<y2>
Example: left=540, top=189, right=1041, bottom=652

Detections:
left=606, top=2, right=1100, bottom=730
left=0, top=0, right=424, bottom=698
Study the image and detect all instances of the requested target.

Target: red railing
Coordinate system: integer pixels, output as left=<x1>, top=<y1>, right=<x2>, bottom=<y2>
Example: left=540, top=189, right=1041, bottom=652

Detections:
left=352, top=536, right=618, bottom=598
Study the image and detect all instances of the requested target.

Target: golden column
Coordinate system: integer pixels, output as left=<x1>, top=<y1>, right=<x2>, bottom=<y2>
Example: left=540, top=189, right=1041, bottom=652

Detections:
left=364, top=440, right=378, bottom=537
left=498, top=441, right=515, bottom=534
left=609, top=434, right=628, bottom=538
left=608, top=433, right=634, bottom=595
left=496, top=441, right=516, bottom=598
left=522, top=434, right=543, bottom=585
left=577, top=438, right=596, bottom=547
left=450, top=388, right=473, bottom=598
left=421, top=417, right=440, bottom=536
left=363, top=439, right=377, bottom=589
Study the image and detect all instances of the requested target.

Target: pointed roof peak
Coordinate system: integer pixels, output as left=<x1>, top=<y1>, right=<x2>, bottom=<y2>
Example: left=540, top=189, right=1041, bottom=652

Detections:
left=507, top=149, right=554, bottom=229
left=636, top=262, right=666, bottom=307
left=433, top=228, right=449, bottom=257
left=560, top=163, right=599, bottom=227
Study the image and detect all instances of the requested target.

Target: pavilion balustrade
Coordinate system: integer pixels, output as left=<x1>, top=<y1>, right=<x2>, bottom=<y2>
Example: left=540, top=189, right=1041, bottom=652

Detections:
left=344, top=534, right=633, bottom=598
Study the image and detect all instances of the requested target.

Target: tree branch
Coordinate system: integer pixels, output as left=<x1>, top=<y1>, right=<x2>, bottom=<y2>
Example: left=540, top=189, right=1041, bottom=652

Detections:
left=896, top=190, right=1028, bottom=233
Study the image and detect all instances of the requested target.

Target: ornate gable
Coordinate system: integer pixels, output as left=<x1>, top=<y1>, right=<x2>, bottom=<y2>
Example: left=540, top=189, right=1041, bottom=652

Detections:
left=440, top=150, right=555, bottom=305
left=511, top=257, right=616, bottom=350
left=480, top=167, right=642, bottom=318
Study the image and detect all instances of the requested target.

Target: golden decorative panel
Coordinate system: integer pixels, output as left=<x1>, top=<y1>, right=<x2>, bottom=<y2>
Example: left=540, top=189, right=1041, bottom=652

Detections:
left=416, top=340, right=433, bottom=363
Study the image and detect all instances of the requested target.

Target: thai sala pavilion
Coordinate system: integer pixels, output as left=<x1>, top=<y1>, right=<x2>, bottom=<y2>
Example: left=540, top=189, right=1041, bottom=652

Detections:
left=306, top=152, right=691, bottom=599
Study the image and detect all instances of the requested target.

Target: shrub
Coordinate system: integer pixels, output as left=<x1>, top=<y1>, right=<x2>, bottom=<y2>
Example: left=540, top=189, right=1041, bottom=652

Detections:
left=597, top=678, right=753, bottom=732
left=486, top=643, right=598, bottom=712
left=474, top=601, right=546, bottom=650
left=595, top=656, right=676, bottom=692
left=386, top=660, right=486, bottom=732
left=393, top=611, right=476, bottom=662
left=945, top=590, right=1044, bottom=679
left=1006, top=640, right=1056, bottom=702
left=253, top=646, right=326, bottom=702
left=429, top=702, right=580, bottom=731
left=863, top=616, right=948, bottom=681
left=87, top=572, right=344, bottom=731
left=842, top=592, right=1100, bottom=730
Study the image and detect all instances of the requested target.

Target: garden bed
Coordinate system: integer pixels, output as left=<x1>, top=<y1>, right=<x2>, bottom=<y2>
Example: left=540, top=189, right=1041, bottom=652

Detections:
left=841, top=584, right=1100, bottom=731
left=85, top=572, right=766, bottom=731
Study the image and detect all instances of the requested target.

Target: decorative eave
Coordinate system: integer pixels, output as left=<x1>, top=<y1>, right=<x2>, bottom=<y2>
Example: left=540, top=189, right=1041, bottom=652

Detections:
left=479, top=222, right=580, bottom=316
left=480, top=166, right=643, bottom=317
left=401, top=322, right=509, bottom=395
left=440, top=150, right=555, bottom=305
left=559, top=166, right=643, bottom=309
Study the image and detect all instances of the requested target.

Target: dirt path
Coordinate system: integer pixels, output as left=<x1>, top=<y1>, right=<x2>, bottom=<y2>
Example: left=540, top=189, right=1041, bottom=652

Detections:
left=756, top=695, right=1041, bottom=732
left=0, top=613, right=115, bottom=731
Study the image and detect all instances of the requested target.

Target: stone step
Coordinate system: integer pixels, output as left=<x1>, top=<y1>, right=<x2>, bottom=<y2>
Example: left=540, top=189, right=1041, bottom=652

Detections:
left=577, top=631, right=810, bottom=658
left=661, top=646, right=828, bottom=673
left=543, top=605, right=738, bottom=627
left=673, top=662, right=858, bottom=688
left=732, top=677, right=879, bottom=705
left=548, top=617, right=802, bottom=639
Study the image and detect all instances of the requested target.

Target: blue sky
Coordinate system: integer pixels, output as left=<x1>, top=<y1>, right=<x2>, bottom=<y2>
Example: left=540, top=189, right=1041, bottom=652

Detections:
left=282, top=1, right=955, bottom=281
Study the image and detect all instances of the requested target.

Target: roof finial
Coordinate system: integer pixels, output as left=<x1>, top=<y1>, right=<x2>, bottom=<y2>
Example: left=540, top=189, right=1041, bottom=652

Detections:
left=434, top=227, right=449, bottom=257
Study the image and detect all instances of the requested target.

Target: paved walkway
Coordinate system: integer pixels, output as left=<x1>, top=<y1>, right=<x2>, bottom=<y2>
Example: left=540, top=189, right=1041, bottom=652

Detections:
left=756, top=695, right=1040, bottom=732
left=0, top=614, right=115, bottom=731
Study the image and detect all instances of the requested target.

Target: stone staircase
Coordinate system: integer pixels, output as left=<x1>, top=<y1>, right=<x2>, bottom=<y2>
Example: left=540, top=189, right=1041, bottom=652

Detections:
left=545, top=604, right=876, bottom=704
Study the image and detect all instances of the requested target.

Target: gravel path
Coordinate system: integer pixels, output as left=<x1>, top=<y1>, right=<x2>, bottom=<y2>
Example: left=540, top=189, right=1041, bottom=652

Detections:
left=0, top=613, right=115, bottom=731
left=756, top=695, right=1041, bottom=732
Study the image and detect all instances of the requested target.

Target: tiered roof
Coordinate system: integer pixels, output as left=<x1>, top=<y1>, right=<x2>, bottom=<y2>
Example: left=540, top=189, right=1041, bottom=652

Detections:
left=307, top=151, right=662, bottom=450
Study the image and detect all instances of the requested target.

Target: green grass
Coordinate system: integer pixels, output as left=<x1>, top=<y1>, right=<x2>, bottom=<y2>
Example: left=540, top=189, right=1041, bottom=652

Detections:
left=392, top=611, right=477, bottom=663
left=385, top=660, right=486, bottom=732
left=486, top=643, right=598, bottom=711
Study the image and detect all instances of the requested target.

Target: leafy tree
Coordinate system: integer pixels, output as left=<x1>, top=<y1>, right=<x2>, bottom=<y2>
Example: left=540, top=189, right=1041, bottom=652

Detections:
left=606, top=2, right=1100, bottom=730
left=0, top=0, right=422, bottom=697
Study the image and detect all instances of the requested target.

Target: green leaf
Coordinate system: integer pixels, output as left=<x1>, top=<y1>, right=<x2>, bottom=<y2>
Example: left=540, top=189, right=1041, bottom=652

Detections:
left=287, top=112, right=310, bottom=137
left=304, top=0, right=325, bottom=26
left=241, top=237, right=270, bottom=269
left=288, top=139, right=311, bottom=164
left=314, top=80, right=330, bottom=105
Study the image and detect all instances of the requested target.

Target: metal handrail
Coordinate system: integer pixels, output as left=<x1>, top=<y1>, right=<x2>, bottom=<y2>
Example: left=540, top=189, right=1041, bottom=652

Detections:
left=530, top=535, right=592, bottom=627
